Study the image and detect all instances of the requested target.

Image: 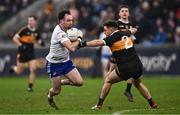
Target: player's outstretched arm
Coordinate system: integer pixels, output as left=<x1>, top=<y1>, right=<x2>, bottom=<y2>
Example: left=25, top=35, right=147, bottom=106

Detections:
left=79, top=39, right=104, bottom=49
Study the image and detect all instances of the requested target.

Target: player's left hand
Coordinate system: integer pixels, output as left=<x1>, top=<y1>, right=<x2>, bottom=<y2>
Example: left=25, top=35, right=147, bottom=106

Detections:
left=78, top=41, right=87, bottom=49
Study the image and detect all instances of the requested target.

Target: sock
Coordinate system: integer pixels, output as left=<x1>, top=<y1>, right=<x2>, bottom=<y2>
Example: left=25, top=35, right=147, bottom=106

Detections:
left=148, top=98, right=154, bottom=106
left=28, top=83, right=33, bottom=89
left=126, top=83, right=132, bottom=92
left=48, top=91, right=52, bottom=99
left=97, top=98, right=104, bottom=106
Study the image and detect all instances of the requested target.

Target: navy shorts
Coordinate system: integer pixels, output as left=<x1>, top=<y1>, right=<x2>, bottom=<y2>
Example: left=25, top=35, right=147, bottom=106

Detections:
left=46, top=60, right=75, bottom=78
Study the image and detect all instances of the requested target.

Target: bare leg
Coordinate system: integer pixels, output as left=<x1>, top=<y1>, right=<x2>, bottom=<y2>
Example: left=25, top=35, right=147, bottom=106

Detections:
left=27, top=60, right=37, bottom=91
left=47, top=76, right=61, bottom=109
left=133, top=76, right=157, bottom=108
left=94, top=69, right=123, bottom=109
left=64, top=68, right=83, bottom=87
left=61, top=79, right=73, bottom=85
left=124, top=78, right=134, bottom=102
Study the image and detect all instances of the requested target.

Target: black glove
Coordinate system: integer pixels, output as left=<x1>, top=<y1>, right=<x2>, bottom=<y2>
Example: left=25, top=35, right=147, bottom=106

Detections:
left=78, top=41, right=87, bottom=49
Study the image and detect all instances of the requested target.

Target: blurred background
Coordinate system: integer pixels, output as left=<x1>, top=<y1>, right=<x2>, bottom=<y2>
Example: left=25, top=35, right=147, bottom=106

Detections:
left=0, top=0, right=179, bottom=77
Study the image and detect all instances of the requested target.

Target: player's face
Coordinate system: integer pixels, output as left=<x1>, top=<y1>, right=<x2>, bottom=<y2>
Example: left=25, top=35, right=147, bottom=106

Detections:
left=28, top=17, right=37, bottom=28
left=63, top=14, right=73, bottom=30
left=119, top=7, right=129, bottom=19
left=103, top=26, right=113, bottom=37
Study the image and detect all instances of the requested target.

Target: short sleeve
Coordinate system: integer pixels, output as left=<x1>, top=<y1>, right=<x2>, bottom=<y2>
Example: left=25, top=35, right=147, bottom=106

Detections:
left=57, top=31, right=69, bottom=43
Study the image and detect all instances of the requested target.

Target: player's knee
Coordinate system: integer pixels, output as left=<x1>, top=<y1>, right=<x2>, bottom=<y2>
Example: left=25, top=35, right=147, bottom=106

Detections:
left=133, top=81, right=140, bottom=88
left=74, top=80, right=83, bottom=87
left=53, top=89, right=60, bottom=95
left=105, top=77, right=112, bottom=84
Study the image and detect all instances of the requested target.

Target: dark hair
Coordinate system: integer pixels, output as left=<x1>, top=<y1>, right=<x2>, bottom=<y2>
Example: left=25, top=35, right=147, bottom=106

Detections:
left=28, top=15, right=37, bottom=20
left=119, top=4, right=129, bottom=11
left=58, top=10, right=71, bottom=21
left=103, top=20, right=118, bottom=28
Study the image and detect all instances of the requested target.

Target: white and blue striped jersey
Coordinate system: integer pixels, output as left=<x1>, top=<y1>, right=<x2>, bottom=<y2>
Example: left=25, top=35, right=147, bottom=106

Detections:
left=46, top=25, right=70, bottom=63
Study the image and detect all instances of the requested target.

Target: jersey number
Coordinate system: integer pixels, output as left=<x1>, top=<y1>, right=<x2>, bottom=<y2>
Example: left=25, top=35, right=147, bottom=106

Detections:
left=122, top=36, right=133, bottom=49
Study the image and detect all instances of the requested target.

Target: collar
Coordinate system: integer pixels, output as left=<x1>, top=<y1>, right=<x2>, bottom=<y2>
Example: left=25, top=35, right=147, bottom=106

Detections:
left=118, top=19, right=129, bottom=24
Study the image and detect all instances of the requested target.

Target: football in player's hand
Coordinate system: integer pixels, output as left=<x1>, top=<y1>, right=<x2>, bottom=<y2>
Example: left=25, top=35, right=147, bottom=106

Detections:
left=67, top=28, right=83, bottom=41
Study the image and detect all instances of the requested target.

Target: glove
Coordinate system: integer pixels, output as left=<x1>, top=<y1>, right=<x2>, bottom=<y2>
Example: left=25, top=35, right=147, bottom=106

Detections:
left=77, top=30, right=83, bottom=39
left=78, top=41, right=87, bottom=49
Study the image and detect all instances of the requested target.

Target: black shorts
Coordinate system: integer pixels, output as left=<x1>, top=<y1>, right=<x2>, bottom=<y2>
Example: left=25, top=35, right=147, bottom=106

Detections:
left=18, top=45, right=35, bottom=63
left=116, top=57, right=143, bottom=80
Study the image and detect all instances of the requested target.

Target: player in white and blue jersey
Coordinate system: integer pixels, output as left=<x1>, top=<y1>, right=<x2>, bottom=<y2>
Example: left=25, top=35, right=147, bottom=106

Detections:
left=46, top=10, right=83, bottom=109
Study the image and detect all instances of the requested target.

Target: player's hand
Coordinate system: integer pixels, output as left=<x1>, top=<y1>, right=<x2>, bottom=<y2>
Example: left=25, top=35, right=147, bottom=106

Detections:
left=78, top=41, right=87, bottom=49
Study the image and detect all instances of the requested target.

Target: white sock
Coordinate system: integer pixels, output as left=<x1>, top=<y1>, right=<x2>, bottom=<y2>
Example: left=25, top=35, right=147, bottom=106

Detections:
left=48, top=92, right=52, bottom=99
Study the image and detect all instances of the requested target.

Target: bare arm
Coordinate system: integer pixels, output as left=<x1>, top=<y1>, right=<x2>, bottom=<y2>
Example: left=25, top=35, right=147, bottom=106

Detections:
left=12, top=34, right=22, bottom=46
left=86, top=39, right=104, bottom=47
left=62, top=40, right=80, bottom=52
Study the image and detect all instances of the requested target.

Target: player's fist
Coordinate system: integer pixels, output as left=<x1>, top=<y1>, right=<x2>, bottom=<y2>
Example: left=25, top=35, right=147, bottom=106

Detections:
left=78, top=41, right=87, bottom=49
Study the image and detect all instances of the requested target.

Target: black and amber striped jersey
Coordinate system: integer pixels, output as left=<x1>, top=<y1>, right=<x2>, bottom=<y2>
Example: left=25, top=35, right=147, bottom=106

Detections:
left=17, top=26, right=40, bottom=44
left=103, top=30, right=138, bottom=63
left=116, top=19, right=136, bottom=31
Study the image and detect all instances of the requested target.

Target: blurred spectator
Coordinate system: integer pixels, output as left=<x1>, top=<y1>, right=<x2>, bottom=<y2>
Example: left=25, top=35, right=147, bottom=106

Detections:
left=174, top=26, right=180, bottom=45
left=0, top=0, right=34, bottom=24
left=0, top=0, right=179, bottom=45
left=44, top=0, right=54, bottom=17
left=152, top=27, right=167, bottom=44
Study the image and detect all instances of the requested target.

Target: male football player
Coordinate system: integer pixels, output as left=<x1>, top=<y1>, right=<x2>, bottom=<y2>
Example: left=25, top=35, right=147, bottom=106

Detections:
left=46, top=10, right=83, bottom=109
left=116, top=5, right=139, bottom=102
left=10, top=16, right=45, bottom=92
left=79, top=20, right=157, bottom=110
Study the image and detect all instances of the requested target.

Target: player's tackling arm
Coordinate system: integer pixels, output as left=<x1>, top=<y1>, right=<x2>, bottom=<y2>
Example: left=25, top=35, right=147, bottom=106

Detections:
left=86, top=40, right=104, bottom=47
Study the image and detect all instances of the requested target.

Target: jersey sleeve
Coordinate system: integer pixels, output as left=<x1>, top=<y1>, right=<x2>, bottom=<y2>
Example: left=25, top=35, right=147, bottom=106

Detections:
left=57, top=31, right=69, bottom=43
left=17, top=27, right=26, bottom=38
left=103, top=32, right=122, bottom=47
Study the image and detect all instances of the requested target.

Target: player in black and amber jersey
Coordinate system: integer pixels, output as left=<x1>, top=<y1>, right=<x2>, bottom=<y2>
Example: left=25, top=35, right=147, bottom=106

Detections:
left=116, top=5, right=139, bottom=102
left=78, top=21, right=157, bottom=110
left=10, top=16, right=45, bottom=92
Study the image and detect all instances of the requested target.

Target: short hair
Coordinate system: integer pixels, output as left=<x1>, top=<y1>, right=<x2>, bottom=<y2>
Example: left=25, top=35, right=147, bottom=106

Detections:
left=103, top=20, right=118, bottom=28
left=28, top=15, right=37, bottom=20
left=58, top=10, right=71, bottom=21
left=119, top=4, right=129, bottom=11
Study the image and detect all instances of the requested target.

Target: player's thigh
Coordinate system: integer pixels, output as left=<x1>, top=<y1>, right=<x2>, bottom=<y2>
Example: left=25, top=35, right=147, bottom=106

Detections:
left=28, top=59, right=37, bottom=71
left=133, top=76, right=143, bottom=86
left=35, top=58, right=46, bottom=69
left=127, top=78, right=134, bottom=84
left=105, top=69, right=123, bottom=84
left=65, top=68, right=83, bottom=84
left=51, top=76, right=61, bottom=91
left=16, top=62, right=27, bottom=73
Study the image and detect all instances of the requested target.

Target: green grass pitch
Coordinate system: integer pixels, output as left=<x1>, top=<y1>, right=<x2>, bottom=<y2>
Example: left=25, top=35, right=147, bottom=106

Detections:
left=0, top=76, right=180, bottom=114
